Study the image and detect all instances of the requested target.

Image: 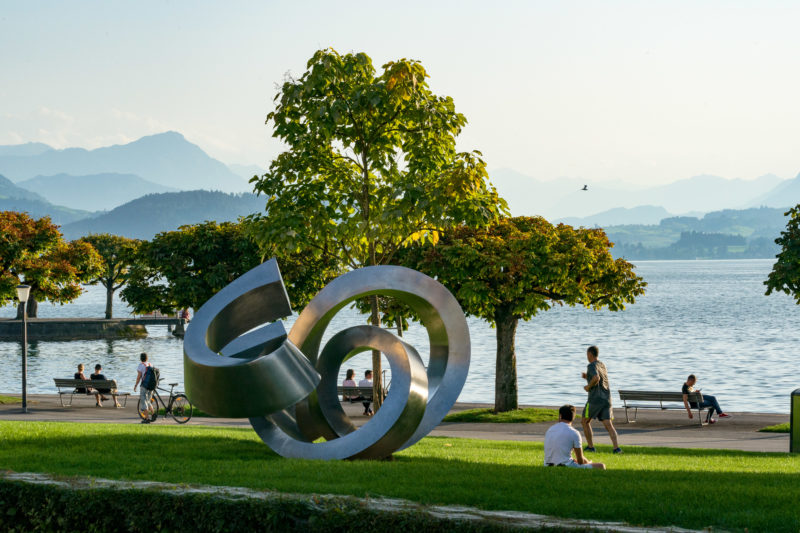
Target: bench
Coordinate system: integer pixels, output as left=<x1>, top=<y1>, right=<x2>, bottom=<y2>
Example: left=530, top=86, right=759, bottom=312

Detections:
left=336, top=386, right=390, bottom=403
left=618, top=390, right=709, bottom=426
left=53, top=378, right=130, bottom=407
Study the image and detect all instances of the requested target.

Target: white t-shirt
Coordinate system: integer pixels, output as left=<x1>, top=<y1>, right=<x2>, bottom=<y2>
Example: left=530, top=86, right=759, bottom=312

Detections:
left=137, top=361, right=151, bottom=378
left=358, top=378, right=372, bottom=388
left=543, top=422, right=582, bottom=466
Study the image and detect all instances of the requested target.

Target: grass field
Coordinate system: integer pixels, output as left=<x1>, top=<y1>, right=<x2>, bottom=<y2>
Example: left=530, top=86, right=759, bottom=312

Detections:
left=0, top=421, right=798, bottom=532
left=0, top=395, right=21, bottom=404
left=760, top=422, right=790, bottom=433
left=442, top=407, right=557, bottom=423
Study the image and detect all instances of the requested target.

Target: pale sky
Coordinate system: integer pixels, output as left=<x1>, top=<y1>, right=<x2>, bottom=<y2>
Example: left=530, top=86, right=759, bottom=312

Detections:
left=2, top=1, right=799, bottom=185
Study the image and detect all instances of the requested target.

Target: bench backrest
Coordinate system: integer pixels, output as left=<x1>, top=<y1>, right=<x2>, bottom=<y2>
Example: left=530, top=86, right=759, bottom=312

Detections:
left=618, top=390, right=703, bottom=403
left=337, top=386, right=374, bottom=398
left=54, top=378, right=118, bottom=391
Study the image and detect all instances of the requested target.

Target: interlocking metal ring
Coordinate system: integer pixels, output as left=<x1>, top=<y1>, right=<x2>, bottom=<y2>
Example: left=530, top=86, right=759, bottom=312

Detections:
left=184, top=259, right=470, bottom=460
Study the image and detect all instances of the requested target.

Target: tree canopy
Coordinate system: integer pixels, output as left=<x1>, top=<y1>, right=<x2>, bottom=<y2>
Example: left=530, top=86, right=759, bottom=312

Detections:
left=399, top=216, right=647, bottom=412
left=0, top=211, right=102, bottom=317
left=249, top=48, right=508, bottom=405
left=122, top=220, right=338, bottom=315
left=765, top=205, right=800, bottom=303
left=78, top=234, right=141, bottom=319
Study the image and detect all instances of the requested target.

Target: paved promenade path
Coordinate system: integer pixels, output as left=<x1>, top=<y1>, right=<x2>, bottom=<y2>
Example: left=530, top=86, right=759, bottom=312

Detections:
left=0, top=394, right=790, bottom=453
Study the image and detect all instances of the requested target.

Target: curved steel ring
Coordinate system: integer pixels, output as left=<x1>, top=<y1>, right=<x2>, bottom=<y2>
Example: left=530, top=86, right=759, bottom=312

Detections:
left=184, top=260, right=470, bottom=460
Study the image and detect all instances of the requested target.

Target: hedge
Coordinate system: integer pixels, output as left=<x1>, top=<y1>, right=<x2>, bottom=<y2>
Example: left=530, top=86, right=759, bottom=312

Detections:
left=0, top=476, right=561, bottom=533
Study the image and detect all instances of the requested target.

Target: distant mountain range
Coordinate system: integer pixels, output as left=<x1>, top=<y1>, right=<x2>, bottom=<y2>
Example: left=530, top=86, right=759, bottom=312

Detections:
left=60, top=190, right=266, bottom=240
left=0, top=132, right=251, bottom=196
left=556, top=206, right=675, bottom=227
left=489, top=168, right=796, bottom=221
left=16, top=173, right=176, bottom=211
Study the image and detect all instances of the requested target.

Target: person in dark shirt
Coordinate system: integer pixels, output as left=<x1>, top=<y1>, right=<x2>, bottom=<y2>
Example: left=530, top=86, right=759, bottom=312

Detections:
left=74, top=364, right=101, bottom=406
left=91, top=363, right=121, bottom=408
left=682, top=374, right=731, bottom=423
left=580, top=346, right=622, bottom=454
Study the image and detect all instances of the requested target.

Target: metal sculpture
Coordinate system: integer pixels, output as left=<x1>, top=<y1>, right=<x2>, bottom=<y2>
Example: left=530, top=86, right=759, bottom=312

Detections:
left=184, top=259, right=470, bottom=460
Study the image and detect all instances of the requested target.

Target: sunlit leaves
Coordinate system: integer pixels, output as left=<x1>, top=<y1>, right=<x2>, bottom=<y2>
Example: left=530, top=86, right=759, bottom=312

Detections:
left=765, top=205, right=800, bottom=303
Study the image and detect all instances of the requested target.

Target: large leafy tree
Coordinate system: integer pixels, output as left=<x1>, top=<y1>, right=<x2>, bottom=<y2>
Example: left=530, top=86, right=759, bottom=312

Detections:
left=78, top=234, right=141, bottom=319
left=250, top=49, right=507, bottom=406
left=399, top=216, right=647, bottom=412
left=122, top=220, right=338, bottom=314
left=0, top=211, right=102, bottom=318
left=765, top=205, right=800, bottom=303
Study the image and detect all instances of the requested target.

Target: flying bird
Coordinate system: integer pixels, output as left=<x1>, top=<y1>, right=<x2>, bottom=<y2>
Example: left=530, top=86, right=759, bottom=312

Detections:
left=581, top=185, right=588, bottom=191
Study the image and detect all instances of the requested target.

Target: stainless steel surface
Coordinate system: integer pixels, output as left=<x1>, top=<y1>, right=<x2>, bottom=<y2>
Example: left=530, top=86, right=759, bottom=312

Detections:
left=185, top=260, right=471, bottom=459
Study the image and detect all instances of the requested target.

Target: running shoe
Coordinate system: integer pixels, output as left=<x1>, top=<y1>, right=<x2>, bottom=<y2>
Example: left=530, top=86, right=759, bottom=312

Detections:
left=613, top=447, right=623, bottom=454
left=584, top=446, right=596, bottom=453
left=718, top=413, right=732, bottom=418
left=708, top=418, right=717, bottom=424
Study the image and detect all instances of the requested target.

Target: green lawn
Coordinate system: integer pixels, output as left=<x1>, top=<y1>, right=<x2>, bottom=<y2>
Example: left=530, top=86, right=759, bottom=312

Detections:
left=442, top=407, right=557, bottom=423
left=0, top=421, right=798, bottom=532
left=0, top=395, right=21, bottom=404
left=760, top=422, right=790, bottom=433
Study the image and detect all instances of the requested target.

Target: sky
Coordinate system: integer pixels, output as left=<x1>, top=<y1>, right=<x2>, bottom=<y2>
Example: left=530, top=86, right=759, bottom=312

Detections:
left=1, top=1, right=799, bottom=185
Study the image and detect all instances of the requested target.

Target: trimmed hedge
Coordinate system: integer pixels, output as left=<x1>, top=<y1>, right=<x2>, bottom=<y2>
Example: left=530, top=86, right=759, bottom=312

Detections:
left=0, top=478, right=541, bottom=533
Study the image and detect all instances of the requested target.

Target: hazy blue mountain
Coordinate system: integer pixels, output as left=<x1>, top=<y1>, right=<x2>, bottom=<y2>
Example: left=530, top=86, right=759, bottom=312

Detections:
left=0, top=142, right=53, bottom=157
left=557, top=205, right=673, bottom=227
left=17, top=173, right=176, bottom=211
left=490, top=168, right=787, bottom=219
left=0, top=132, right=249, bottom=193
left=747, top=172, right=800, bottom=208
left=0, top=196, right=94, bottom=225
left=228, top=163, right=265, bottom=182
left=60, top=190, right=266, bottom=240
left=0, top=174, right=46, bottom=202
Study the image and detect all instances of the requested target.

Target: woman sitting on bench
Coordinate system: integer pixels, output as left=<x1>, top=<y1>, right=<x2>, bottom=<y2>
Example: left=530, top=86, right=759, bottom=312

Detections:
left=73, top=364, right=101, bottom=407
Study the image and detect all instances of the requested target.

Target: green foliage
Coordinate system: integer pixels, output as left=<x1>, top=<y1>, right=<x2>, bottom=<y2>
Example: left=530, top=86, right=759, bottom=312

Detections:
left=78, top=234, right=140, bottom=318
left=121, top=220, right=338, bottom=314
left=0, top=395, right=20, bottom=404
left=0, top=211, right=102, bottom=314
left=443, top=408, right=558, bottom=423
left=250, top=48, right=507, bottom=270
left=759, top=422, right=790, bottom=433
left=1, top=421, right=799, bottom=532
left=765, top=205, right=800, bottom=303
left=402, top=217, right=646, bottom=325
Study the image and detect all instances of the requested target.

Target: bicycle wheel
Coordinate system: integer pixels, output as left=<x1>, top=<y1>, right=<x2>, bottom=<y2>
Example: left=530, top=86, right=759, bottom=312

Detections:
left=136, top=396, right=157, bottom=421
left=169, top=394, right=193, bottom=424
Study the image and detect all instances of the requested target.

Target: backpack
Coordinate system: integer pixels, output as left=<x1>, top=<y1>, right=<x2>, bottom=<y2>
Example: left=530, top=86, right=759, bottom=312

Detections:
left=142, top=366, right=160, bottom=391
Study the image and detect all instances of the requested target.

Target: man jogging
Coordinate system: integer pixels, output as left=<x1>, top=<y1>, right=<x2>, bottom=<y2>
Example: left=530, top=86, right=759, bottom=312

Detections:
left=580, top=345, right=622, bottom=454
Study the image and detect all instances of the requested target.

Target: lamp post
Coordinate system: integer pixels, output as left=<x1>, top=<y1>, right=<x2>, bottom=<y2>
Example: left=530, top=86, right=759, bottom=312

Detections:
left=16, top=284, right=30, bottom=414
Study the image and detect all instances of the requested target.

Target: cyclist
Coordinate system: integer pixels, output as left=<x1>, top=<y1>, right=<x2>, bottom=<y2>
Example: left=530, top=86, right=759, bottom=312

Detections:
left=133, top=352, right=155, bottom=424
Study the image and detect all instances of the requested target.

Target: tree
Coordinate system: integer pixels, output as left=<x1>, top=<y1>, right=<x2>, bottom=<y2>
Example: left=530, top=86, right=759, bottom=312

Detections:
left=250, top=49, right=507, bottom=407
left=122, top=220, right=338, bottom=314
left=78, top=234, right=140, bottom=319
left=765, top=205, right=800, bottom=303
left=399, top=216, right=647, bottom=412
left=0, top=211, right=102, bottom=317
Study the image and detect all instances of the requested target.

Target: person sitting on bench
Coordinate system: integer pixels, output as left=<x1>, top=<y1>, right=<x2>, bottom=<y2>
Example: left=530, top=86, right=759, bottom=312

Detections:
left=544, top=405, right=605, bottom=469
left=91, top=363, right=122, bottom=408
left=682, top=374, right=732, bottom=424
left=73, top=364, right=101, bottom=407
left=341, top=368, right=363, bottom=402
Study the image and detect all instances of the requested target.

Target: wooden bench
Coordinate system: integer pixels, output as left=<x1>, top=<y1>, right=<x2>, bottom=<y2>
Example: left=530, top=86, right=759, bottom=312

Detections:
left=618, top=390, right=709, bottom=426
left=53, top=378, right=130, bottom=407
left=336, top=386, right=390, bottom=402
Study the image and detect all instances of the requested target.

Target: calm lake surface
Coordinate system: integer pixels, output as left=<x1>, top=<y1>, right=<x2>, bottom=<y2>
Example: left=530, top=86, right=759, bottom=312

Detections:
left=1, top=259, right=797, bottom=413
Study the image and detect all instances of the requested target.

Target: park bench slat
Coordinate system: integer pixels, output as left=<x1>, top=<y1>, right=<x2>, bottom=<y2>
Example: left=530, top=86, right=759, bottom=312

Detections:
left=53, top=378, right=130, bottom=408
left=618, top=390, right=708, bottom=427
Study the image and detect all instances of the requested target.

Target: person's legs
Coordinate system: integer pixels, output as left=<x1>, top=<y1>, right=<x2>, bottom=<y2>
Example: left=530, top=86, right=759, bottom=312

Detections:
left=704, top=395, right=723, bottom=415
left=600, top=419, right=620, bottom=449
left=581, top=413, right=595, bottom=449
left=362, top=401, right=371, bottom=415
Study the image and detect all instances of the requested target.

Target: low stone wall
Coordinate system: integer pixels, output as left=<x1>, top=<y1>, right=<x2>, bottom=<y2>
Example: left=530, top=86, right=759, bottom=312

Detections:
left=0, top=319, right=148, bottom=341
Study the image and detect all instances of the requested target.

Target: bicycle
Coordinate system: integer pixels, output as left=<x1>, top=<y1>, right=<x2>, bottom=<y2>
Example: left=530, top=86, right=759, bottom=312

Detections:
left=136, top=379, right=193, bottom=424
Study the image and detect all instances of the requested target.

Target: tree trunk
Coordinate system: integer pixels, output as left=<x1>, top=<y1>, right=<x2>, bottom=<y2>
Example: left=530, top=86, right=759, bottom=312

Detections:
left=16, top=297, right=38, bottom=319
left=370, top=295, right=383, bottom=411
left=494, top=309, right=519, bottom=412
left=395, top=315, right=403, bottom=337
left=105, top=283, right=114, bottom=319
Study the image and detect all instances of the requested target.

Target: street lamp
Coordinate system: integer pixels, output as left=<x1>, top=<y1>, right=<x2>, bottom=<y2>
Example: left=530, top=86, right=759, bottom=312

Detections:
left=16, top=284, right=30, bottom=414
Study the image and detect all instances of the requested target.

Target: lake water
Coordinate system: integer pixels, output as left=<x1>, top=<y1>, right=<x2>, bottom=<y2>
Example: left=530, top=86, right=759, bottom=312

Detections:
left=1, top=259, right=797, bottom=413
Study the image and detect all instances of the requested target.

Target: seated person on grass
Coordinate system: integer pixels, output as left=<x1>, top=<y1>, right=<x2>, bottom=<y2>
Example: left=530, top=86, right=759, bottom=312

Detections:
left=544, top=405, right=606, bottom=470
left=682, top=374, right=732, bottom=424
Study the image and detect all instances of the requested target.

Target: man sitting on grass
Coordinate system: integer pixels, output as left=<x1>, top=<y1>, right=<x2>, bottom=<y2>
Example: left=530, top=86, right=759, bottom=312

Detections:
left=544, top=405, right=606, bottom=470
